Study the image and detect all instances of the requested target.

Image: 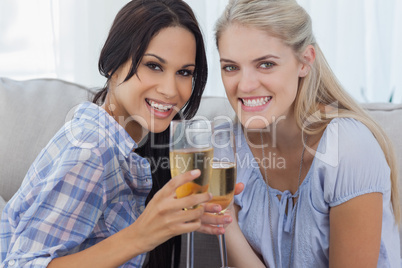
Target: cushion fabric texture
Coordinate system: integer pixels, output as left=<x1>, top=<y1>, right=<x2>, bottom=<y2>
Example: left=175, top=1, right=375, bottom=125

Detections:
left=0, top=196, right=5, bottom=215
left=0, top=78, right=94, bottom=201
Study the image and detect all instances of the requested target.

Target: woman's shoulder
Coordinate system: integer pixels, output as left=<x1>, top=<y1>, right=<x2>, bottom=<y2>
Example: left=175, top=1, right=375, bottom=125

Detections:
left=62, top=102, right=107, bottom=145
left=325, top=117, right=374, bottom=141
left=57, top=101, right=135, bottom=155
left=34, top=103, right=121, bottom=176
left=312, top=117, right=391, bottom=207
left=318, top=117, right=384, bottom=164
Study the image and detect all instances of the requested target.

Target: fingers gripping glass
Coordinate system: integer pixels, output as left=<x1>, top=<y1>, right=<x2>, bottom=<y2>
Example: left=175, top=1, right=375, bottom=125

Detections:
left=169, top=119, right=213, bottom=268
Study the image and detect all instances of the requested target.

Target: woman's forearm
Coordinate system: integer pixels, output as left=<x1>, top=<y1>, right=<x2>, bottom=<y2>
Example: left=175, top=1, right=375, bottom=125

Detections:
left=48, top=226, right=144, bottom=268
left=225, top=205, right=265, bottom=268
left=225, top=222, right=265, bottom=268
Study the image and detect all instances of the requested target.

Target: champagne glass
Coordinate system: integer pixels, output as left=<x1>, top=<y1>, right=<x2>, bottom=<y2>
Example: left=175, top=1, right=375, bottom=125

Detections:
left=169, top=119, right=214, bottom=268
left=208, top=124, right=236, bottom=268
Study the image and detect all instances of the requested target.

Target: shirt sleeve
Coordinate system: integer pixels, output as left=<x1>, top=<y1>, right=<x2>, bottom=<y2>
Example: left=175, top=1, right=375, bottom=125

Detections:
left=2, top=147, right=105, bottom=267
left=316, top=118, right=391, bottom=208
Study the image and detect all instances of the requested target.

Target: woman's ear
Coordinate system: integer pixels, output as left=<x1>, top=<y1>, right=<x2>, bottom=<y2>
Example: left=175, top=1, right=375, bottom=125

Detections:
left=299, top=45, right=316, bottom=77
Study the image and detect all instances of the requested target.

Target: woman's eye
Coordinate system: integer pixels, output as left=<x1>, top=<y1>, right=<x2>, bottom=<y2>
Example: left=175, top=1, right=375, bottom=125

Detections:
left=178, top=69, right=194, bottom=77
left=260, top=62, right=274, bottom=69
left=146, top=63, right=162, bottom=71
left=223, top=65, right=238, bottom=72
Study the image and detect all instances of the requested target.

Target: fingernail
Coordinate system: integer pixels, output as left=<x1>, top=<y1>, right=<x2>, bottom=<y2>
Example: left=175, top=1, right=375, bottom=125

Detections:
left=224, top=216, right=232, bottom=223
left=190, top=170, right=200, bottom=176
left=214, top=205, right=221, bottom=212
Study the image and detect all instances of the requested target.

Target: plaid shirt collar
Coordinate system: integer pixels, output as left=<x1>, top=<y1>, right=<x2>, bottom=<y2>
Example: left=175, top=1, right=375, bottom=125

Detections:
left=73, top=101, right=137, bottom=158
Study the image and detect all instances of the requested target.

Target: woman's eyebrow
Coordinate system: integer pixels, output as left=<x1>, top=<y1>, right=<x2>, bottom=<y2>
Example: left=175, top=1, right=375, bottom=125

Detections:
left=144, top=53, right=195, bottom=68
left=252, top=54, right=280, bottom=63
left=220, top=54, right=280, bottom=64
left=220, top=58, right=236, bottom=63
left=144, top=53, right=166, bottom=63
left=182, top=63, right=196, bottom=68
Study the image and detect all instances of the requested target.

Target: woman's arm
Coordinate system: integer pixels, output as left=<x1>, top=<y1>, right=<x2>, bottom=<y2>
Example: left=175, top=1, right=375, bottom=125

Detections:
left=225, top=204, right=265, bottom=268
left=329, top=192, right=382, bottom=268
left=47, top=225, right=146, bottom=268
left=49, top=170, right=212, bottom=268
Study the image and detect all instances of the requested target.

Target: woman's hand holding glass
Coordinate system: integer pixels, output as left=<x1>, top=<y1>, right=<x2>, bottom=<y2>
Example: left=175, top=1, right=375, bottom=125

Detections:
left=128, top=169, right=211, bottom=253
left=126, top=167, right=237, bottom=254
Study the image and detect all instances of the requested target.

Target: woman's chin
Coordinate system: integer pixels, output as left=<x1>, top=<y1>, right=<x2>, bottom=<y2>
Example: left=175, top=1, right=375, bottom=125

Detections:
left=239, top=116, right=272, bottom=130
left=148, top=124, right=170, bottom=134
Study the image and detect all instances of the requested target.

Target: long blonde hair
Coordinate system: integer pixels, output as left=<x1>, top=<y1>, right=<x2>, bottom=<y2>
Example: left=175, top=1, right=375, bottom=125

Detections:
left=215, top=0, right=400, bottom=224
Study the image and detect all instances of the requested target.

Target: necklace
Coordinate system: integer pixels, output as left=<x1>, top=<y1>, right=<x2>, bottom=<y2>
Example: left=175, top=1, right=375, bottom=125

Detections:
left=259, top=131, right=307, bottom=268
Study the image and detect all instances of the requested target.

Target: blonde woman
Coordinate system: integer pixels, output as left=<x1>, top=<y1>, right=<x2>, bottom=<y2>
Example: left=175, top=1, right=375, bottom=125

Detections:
left=215, top=0, right=400, bottom=267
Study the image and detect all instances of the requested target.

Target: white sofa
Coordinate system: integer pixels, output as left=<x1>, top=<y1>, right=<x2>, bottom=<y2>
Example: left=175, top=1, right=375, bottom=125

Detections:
left=1, top=77, right=401, bottom=266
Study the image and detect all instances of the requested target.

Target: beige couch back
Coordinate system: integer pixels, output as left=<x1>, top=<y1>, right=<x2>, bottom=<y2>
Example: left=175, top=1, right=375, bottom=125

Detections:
left=0, top=78, right=94, bottom=201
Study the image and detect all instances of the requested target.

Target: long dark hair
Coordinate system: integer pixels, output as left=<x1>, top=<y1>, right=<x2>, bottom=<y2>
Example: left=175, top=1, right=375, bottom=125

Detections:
left=93, top=0, right=208, bottom=267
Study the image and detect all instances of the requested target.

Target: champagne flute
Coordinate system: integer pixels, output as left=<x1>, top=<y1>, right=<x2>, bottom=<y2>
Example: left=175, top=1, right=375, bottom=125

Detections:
left=169, top=119, right=214, bottom=268
left=208, top=125, right=236, bottom=268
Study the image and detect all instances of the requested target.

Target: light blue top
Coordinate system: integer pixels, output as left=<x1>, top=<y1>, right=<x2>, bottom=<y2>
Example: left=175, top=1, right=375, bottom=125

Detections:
left=234, top=118, right=400, bottom=267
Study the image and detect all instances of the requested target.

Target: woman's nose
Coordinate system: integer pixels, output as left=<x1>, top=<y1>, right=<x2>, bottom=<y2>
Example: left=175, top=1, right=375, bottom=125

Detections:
left=156, top=74, right=178, bottom=99
left=238, top=69, right=260, bottom=93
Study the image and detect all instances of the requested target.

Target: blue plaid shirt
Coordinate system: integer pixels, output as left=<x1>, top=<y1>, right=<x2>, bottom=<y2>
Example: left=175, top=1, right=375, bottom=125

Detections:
left=0, top=102, right=153, bottom=267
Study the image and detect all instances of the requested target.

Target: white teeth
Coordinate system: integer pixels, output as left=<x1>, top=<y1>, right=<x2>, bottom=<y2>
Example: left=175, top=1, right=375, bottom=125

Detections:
left=148, top=100, right=173, bottom=112
left=242, top=97, right=271, bottom=107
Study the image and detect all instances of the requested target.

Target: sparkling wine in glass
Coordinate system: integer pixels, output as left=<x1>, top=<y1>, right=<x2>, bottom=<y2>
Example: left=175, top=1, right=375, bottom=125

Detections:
left=209, top=161, right=236, bottom=212
left=170, top=147, right=213, bottom=200
left=208, top=125, right=236, bottom=268
left=169, top=119, right=213, bottom=268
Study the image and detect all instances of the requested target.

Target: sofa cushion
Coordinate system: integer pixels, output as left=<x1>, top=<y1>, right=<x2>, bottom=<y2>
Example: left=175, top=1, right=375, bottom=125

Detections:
left=361, top=102, right=402, bottom=170
left=361, top=103, right=402, bottom=197
left=0, top=78, right=94, bottom=201
left=0, top=195, right=5, bottom=216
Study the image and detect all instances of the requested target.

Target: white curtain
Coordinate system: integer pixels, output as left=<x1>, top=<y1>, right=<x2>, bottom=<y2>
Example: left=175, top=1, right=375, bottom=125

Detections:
left=51, top=0, right=132, bottom=88
left=0, top=0, right=130, bottom=88
left=0, top=0, right=401, bottom=102
left=297, top=0, right=402, bottom=103
left=185, top=0, right=229, bottom=97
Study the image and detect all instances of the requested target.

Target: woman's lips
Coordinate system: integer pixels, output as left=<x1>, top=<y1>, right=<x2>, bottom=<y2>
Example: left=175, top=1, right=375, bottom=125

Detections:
left=239, top=96, right=272, bottom=112
left=145, top=98, right=175, bottom=118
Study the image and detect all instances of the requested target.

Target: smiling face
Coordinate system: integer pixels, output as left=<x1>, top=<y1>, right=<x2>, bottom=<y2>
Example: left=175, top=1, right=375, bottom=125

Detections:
left=105, top=26, right=196, bottom=141
left=218, top=24, right=307, bottom=129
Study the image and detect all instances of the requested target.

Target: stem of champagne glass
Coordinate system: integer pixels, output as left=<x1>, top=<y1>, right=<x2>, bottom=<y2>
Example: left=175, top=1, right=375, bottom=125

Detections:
left=187, top=232, right=194, bottom=268
left=218, top=233, right=228, bottom=268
